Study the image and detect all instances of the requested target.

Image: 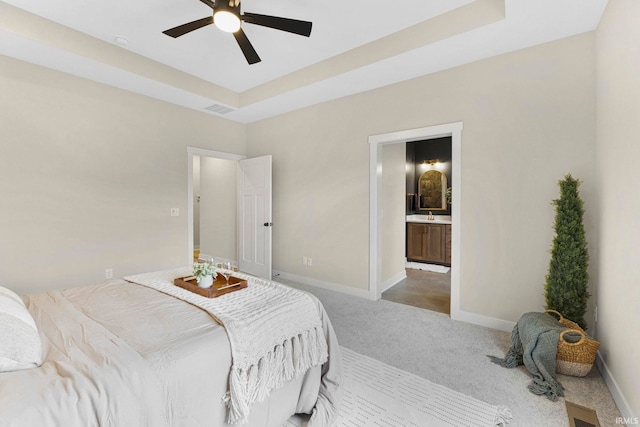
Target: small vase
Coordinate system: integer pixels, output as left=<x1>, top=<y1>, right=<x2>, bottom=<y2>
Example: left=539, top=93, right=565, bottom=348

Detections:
left=197, top=275, right=213, bottom=288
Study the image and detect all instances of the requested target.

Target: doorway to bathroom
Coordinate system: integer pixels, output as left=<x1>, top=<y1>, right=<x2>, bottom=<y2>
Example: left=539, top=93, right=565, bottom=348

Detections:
left=368, top=122, right=462, bottom=319
left=381, top=137, right=452, bottom=314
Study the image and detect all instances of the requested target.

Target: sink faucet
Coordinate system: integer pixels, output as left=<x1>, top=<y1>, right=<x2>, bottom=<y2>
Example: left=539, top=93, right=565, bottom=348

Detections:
left=428, top=211, right=434, bottom=220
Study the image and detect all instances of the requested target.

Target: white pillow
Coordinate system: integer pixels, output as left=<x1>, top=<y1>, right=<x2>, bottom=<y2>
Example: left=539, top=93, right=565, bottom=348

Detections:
left=0, top=286, right=43, bottom=372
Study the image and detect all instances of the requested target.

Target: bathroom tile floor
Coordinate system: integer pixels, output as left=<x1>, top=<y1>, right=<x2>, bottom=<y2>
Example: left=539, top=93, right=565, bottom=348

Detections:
left=381, top=268, right=451, bottom=315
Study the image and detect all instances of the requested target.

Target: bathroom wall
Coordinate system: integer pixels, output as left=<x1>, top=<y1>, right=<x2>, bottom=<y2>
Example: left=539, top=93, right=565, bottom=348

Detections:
left=406, top=137, right=452, bottom=215
left=381, top=143, right=407, bottom=286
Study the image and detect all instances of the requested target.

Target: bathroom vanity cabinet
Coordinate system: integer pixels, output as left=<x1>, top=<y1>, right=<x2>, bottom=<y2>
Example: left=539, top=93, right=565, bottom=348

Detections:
left=445, top=223, right=452, bottom=265
left=407, top=222, right=452, bottom=265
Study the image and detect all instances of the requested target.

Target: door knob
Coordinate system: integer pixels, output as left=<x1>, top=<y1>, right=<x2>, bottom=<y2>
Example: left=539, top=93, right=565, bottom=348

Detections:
left=263, top=222, right=273, bottom=227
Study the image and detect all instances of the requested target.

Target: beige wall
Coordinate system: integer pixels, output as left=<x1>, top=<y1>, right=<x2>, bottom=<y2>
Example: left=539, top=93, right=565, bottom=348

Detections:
left=246, top=99, right=371, bottom=288
left=0, top=55, right=245, bottom=295
left=381, top=143, right=407, bottom=286
left=247, top=33, right=597, bottom=324
left=595, top=0, right=640, bottom=419
left=199, top=156, right=237, bottom=262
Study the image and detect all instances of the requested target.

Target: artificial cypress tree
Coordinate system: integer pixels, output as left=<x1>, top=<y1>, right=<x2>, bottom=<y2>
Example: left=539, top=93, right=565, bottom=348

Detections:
left=544, top=174, right=590, bottom=330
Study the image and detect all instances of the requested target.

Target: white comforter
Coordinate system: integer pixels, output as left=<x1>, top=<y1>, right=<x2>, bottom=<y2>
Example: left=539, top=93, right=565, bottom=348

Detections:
left=125, top=267, right=330, bottom=425
left=0, top=279, right=342, bottom=427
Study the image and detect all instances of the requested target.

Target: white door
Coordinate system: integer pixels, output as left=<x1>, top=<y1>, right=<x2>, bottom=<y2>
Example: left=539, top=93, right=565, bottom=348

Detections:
left=237, top=155, right=272, bottom=279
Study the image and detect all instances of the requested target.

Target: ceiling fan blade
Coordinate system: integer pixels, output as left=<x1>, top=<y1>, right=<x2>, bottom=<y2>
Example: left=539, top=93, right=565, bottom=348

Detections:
left=163, top=16, right=213, bottom=38
left=233, top=28, right=261, bottom=64
left=242, top=12, right=312, bottom=37
left=198, top=0, right=215, bottom=9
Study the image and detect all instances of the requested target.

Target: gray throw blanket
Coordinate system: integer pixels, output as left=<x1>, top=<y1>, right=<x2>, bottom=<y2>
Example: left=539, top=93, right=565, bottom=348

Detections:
left=488, top=312, right=565, bottom=401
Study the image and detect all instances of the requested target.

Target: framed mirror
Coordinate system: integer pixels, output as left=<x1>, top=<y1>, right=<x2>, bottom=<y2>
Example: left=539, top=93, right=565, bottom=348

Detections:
left=418, top=169, right=447, bottom=211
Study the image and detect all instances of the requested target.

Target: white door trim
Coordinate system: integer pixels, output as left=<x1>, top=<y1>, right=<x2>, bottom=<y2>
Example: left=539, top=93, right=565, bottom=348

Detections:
left=368, top=122, right=463, bottom=319
left=187, top=147, right=246, bottom=265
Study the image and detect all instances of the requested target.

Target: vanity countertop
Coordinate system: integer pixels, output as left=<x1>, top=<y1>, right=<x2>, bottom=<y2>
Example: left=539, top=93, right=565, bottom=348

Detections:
left=406, top=214, right=452, bottom=224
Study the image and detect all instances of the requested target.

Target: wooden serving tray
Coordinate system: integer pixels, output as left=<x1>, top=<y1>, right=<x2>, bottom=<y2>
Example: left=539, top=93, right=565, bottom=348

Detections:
left=174, top=275, right=247, bottom=298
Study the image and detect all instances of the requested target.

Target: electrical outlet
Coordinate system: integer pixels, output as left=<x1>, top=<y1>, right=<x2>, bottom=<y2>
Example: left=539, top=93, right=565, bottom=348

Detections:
left=303, top=256, right=308, bottom=265
left=105, top=268, right=113, bottom=279
left=170, top=208, right=179, bottom=217
left=307, top=258, right=312, bottom=267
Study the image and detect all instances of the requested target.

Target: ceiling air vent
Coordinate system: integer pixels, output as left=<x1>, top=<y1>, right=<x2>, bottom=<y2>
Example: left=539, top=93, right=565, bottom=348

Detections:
left=204, top=103, right=235, bottom=115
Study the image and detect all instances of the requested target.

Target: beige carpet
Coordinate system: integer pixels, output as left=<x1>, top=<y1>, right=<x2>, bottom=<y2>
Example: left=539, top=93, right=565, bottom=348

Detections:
left=281, top=277, right=623, bottom=427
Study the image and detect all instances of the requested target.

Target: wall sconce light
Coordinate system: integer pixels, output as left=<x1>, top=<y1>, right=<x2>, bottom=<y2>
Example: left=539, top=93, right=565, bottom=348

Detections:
left=421, top=159, right=441, bottom=168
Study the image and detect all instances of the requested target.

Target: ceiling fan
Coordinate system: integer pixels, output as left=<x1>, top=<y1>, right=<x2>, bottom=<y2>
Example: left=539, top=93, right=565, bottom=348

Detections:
left=162, top=0, right=313, bottom=64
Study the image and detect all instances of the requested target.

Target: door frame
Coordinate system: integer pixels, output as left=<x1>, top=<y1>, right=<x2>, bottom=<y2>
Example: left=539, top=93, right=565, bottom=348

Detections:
left=368, top=122, right=462, bottom=318
left=187, top=147, right=246, bottom=265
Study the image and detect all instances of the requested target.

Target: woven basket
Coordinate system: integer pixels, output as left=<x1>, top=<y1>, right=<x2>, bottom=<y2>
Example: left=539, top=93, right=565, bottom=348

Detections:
left=545, top=310, right=600, bottom=377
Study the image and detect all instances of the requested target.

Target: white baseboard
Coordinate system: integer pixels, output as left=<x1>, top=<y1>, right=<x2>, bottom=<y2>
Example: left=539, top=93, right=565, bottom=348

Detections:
left=380, top=270, right=407, bottom=293
left=273, top=270, right=370, bottom=300
left=451, top=308, right=516, bottom=333
left=596, top=351, right=636, bottom=422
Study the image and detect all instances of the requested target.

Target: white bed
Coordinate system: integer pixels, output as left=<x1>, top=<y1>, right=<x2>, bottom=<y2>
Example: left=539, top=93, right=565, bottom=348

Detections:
left=0, top=274, right=342, bottom=427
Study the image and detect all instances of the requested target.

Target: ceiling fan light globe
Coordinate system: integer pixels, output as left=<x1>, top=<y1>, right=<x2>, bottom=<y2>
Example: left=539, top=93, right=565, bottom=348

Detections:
left=214, top=11, right=241, bottom=33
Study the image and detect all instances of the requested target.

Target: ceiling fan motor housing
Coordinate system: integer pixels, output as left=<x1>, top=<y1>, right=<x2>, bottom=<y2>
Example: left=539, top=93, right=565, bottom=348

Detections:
left=213, top=0, right=240, bottom=16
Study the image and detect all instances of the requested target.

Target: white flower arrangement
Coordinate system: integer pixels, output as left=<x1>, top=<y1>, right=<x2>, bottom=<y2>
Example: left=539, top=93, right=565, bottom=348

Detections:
left=192, top=262, right=218, bottom=282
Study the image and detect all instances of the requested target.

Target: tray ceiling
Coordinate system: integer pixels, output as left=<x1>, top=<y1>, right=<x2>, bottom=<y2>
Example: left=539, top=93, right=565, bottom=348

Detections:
left=0, top=0, right=607, bottom=122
